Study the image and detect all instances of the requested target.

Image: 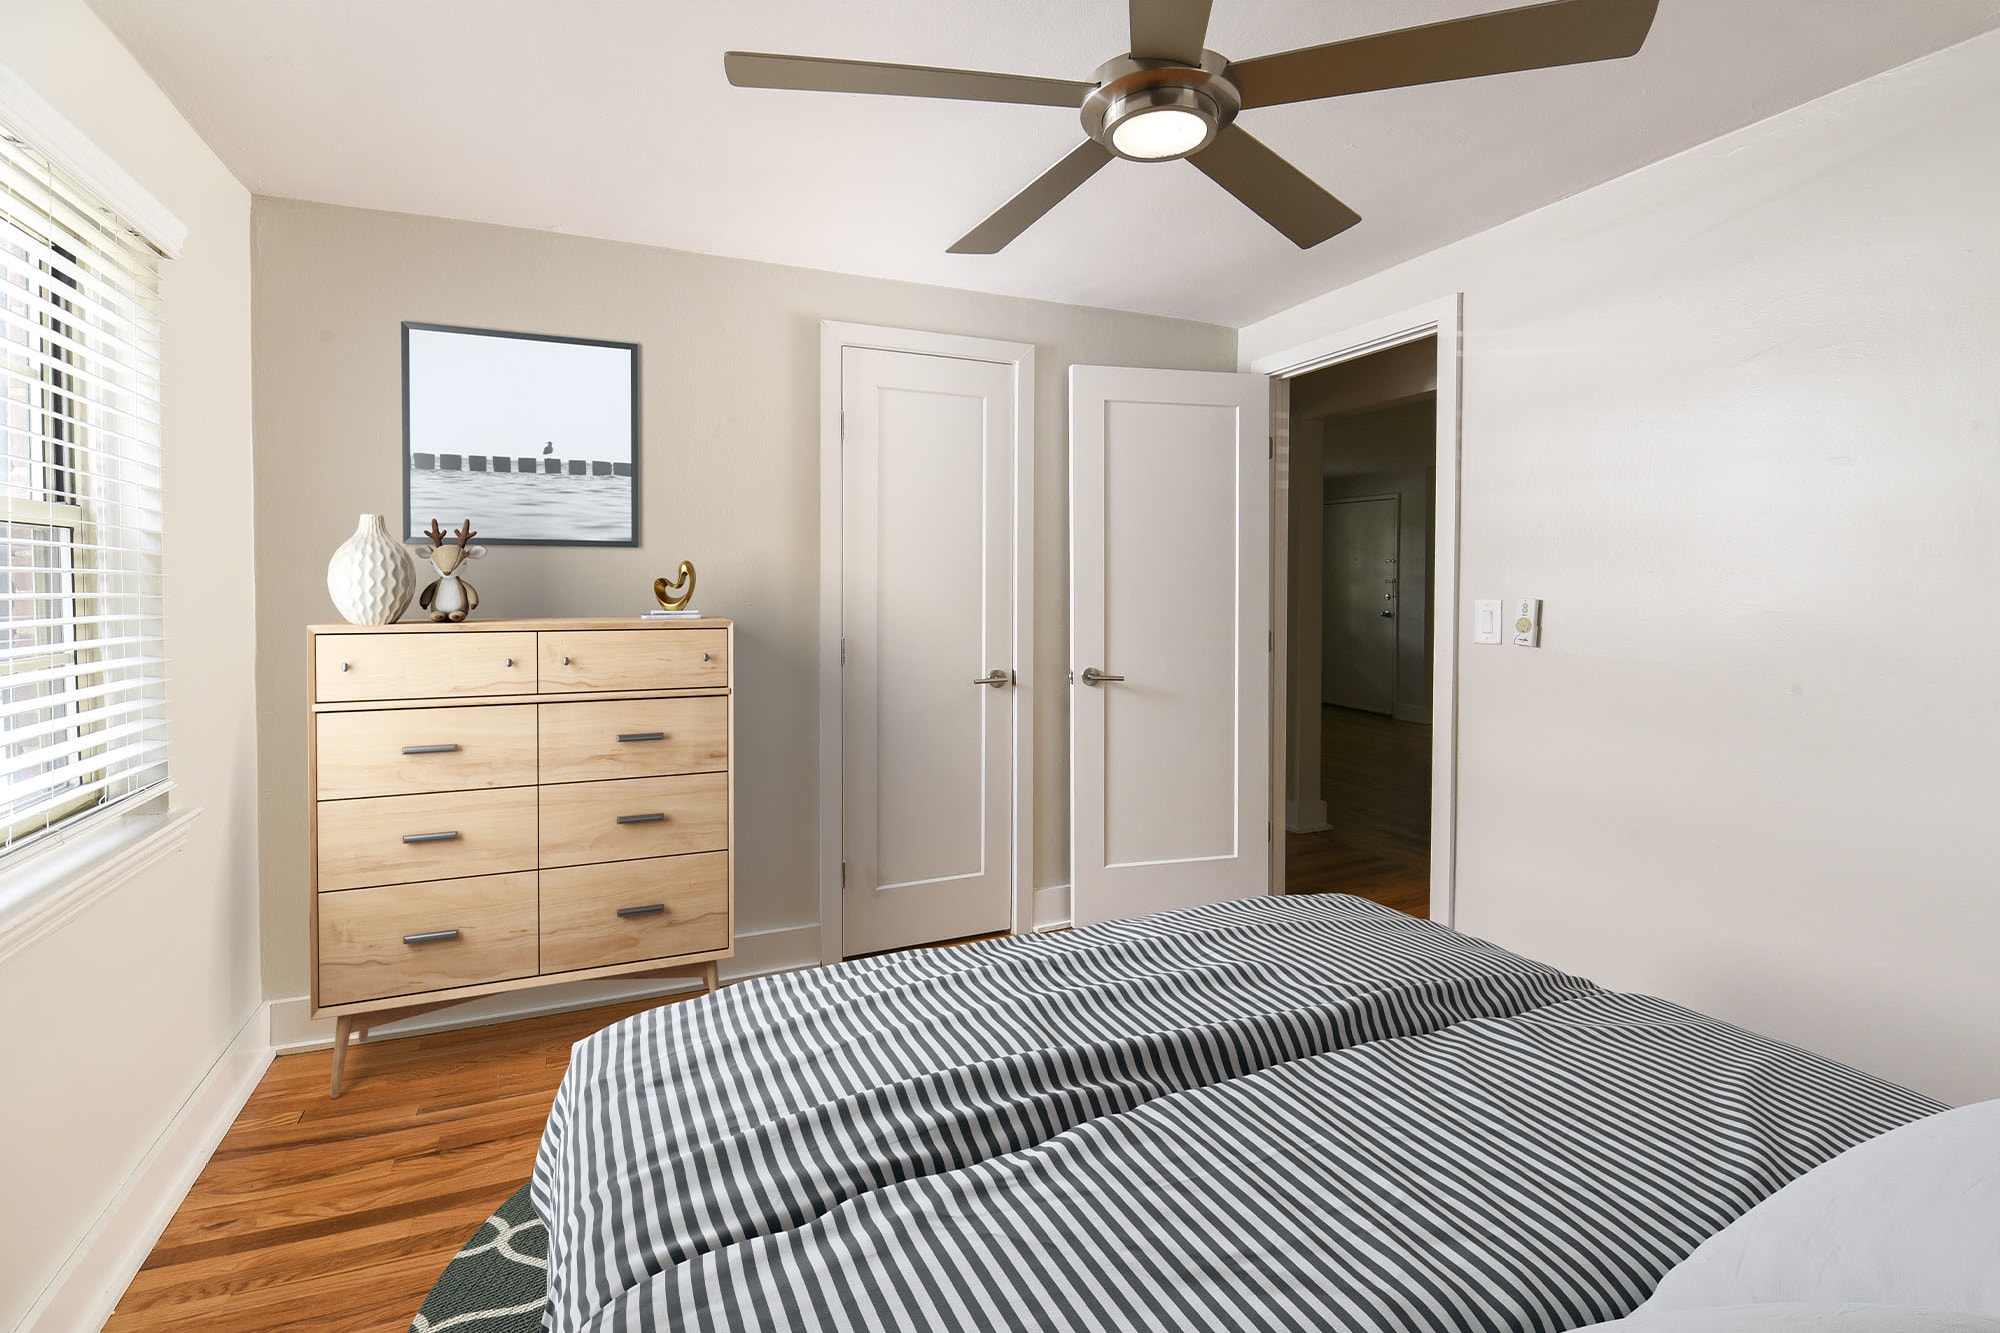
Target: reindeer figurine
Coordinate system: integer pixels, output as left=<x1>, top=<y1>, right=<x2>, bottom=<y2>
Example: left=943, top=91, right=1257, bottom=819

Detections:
left=417, top=519, right=486, bottom=622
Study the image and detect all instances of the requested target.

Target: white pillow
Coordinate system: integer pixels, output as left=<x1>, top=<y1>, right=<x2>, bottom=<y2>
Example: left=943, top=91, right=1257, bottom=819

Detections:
left=1642, top=1099, right=2000, bottom=1316
left=1585, top=1303, right=2000, bottom=1332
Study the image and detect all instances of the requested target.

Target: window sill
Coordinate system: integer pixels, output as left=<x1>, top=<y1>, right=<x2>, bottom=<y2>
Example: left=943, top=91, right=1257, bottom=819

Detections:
left=0, top=796, right=201, bottom=966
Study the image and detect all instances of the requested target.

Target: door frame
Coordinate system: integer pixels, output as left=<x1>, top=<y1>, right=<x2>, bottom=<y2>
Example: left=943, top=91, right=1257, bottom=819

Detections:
left=817, top=321, right=1036, bottom=964
left=1252, top=295, right=1463, bottom=927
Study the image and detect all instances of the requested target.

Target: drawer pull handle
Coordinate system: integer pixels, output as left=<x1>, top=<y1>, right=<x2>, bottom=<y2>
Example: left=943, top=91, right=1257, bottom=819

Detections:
left=402, top=830, right=461, bottom=844
left=616, top=903, right=668, bottom=919
left=401, top=743, right=461, bottom=755
left=617, top=812, right=668, bottom=825
left=617, top=732, right=667, bottom=743
left=403, top=929, right=460, bottom=945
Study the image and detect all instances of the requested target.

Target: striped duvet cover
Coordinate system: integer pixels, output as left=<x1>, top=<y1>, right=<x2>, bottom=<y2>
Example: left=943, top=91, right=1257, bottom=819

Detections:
left=532, top=894, right=1940, bottom=1332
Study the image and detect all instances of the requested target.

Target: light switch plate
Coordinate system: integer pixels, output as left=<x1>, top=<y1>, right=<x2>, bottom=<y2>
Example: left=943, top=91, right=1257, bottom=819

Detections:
left=1474, top=599, right=1503, bottom=644
left=1512, top=598, right=1542, bottom=647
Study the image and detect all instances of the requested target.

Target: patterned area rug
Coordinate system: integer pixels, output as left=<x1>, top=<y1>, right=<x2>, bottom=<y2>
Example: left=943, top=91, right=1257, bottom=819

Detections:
left=411, top=1184, right=548, bottom=1333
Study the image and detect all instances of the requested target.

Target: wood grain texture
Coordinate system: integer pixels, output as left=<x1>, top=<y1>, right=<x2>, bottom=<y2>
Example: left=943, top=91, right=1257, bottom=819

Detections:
left=1285, top=704, right=1431, bottom=918
left=537, top=696, right=728, bottom=783
left=314, top=704, right=538, bottom=799
left=316, top=786, right=540, bottom=891
left=314, top=630, right=538, bottom=703
left=539, top=853, right=729, bottom=973
left=538, top=628, right=728, bottom=693
left=318, top=873, right=539, bottom=1006
left=538, top=773, right=727, bottom=868
left=102, top=997, right=686, bottom=1333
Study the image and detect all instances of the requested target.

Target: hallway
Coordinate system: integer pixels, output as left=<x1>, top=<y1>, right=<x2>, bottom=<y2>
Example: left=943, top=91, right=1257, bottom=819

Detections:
left=1286, top=705, right=1431, bottom=918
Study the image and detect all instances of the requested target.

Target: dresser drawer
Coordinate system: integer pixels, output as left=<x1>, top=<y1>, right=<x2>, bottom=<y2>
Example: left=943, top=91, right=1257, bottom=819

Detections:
left=539, top=854, right=728, bottom=973
left=538, top=697, right=727, bottom=784
left=317, top=787, right=539, bottom=891
left=537, top=629, right=727, bottom=693
left=318, top=872, right=538, bottom=1006
left=315, top=631, right=537, bottom=703
left=315, top=704, right=537, bottom=799
left=539, top=772, right=727, bottom=868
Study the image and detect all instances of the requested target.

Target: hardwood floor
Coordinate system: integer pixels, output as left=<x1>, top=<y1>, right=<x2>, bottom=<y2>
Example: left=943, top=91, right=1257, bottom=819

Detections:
left=103, top=995, right=683, bottom=1333
left=1286, top=704, right=1431, bottom=917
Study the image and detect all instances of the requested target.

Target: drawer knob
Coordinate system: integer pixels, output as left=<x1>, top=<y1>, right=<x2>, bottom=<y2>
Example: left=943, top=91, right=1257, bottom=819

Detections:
left=504, top=657, right=514, bottom=668
left=401, top=743, right=460, bottom=756
left=562, top=655, right=571, bottom=666
left=616, top=812, right=668, bottom=825
left=702, top=652, right=711, bottom=661
left=339, top=662, right=350, bottom=672
left=616, top=903, right=668, bottom=919
left=617, top=732, right=667, bottom=744
left=402, top=929, right=460, bottom=945
left=401, top=830, right=462, bottom=844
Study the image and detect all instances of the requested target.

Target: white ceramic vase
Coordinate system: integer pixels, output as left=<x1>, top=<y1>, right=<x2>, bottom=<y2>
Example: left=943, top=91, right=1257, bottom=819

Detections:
left=326, top=513, right=415, bottom=625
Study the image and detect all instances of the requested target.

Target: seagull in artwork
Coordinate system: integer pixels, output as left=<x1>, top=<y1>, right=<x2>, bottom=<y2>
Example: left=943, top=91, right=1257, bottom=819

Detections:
left=543, top=441, right=555, bottom=455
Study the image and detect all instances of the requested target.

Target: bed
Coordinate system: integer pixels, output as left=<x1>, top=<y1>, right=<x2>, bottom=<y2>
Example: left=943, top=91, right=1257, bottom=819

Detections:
left=528, top=894, right=1945, bottom=1332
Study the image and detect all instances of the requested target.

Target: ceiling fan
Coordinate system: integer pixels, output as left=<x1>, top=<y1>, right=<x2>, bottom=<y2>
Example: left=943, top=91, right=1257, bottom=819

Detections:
left=725, top=0, right=1659, bottom=254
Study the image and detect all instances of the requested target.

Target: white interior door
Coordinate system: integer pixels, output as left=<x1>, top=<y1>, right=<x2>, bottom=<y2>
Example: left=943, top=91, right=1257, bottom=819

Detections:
left=1070, top=364, right=1271, bottom=928
left=841, top=347, right=1016, bottom=955
left=1323, top=496, right=1399, bottom=714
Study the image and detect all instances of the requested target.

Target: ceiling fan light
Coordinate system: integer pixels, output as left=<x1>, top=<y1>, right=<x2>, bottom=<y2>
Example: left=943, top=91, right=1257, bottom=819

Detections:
left=1102, top=85, right=1218, bottom=161
left=1112, top=106, right=1209, bottom=160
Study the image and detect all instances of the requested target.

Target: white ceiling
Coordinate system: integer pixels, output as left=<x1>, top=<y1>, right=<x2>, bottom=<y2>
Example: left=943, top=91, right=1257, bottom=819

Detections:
left=89, top=0, right=2000, bottom=327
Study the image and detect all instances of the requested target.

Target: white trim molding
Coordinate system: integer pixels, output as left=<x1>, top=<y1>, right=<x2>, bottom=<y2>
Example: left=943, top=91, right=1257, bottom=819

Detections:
left=817, top=321, right=1037, bottom=965
left=16, top=1002, right=272, bottom=1333
left=1253, top=294, right=1465, bottom=928
left=1031, top=883, right=1072, bottom=933
left=270, top=923, right=822, bottom=1053
left=0, top=801, right=198, bottom=965
left=0, top=60, right=188, bottom=258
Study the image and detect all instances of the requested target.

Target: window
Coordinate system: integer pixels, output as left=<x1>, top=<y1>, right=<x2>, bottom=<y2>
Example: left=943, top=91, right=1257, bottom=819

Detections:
left=1, top=131, right=166, bottom=856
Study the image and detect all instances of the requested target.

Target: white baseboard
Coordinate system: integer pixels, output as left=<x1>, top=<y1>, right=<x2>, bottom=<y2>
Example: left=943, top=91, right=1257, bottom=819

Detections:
left=17, top=1002, right=273, bottom=1333
left=1032, top=883, right=1071, bottom=932
left=1285, top=798, right=1331, bottom=834
left=270, top=922, right=822, bottom=1054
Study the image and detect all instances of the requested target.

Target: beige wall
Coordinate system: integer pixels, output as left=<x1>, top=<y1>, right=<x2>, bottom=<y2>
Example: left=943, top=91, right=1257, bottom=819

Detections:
left=1242, top=31, right=2000, bottom=1106
left=251, top=198, right=1234, bottom=997
left=0, top=2, right=258, bottom=1324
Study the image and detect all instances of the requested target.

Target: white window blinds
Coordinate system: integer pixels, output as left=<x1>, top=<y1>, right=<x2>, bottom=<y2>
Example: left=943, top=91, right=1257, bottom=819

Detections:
left=0, top=129, right=167, bottom=855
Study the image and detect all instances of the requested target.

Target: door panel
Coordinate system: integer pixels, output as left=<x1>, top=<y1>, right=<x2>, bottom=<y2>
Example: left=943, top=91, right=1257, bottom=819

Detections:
left=1323, top=496, right=1399, bottom=715
left=1071, top=365, right=1270, bottom=928
left=842, top=348, right=1015, bottom=954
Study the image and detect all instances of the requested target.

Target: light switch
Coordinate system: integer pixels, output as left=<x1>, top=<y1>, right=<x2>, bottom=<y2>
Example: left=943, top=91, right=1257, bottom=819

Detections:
left=1474, top=600, right=1503, bottom=645
left=1512, top=598, right=1542, bottom=647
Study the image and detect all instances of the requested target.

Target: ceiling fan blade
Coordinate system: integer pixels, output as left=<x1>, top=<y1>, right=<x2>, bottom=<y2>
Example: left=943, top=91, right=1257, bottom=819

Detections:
left=1188, top=123, right=1360, bottom=248
left=1128, top=0, right=1213, bottom=64
left=724, top=51, right=1093, bottom=108
left=1231, top=0, right=1659, bottom=109
left=949, top=141, right=1116, bottom=254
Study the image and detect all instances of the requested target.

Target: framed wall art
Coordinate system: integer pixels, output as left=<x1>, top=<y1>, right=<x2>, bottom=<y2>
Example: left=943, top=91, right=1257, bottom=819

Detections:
left=402, top=322, right=639, bottom=546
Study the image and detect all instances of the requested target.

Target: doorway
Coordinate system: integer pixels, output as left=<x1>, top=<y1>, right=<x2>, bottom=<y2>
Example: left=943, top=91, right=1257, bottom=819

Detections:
left=1281, top=339, right=1439, bottom=918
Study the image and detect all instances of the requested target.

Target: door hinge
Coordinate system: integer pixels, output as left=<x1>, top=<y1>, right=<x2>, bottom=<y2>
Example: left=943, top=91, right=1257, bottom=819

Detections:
left=1269, top=434, right=1275, bottom=458
left=840, top=637, right=846, bottom=666
left=1267, top=820, right=1272, bottom=842
left=840, top=410, right=848, bottom=442
left=1267, top=629, right=1273, bottom=652
left=841, top=860, right=847, bottom=888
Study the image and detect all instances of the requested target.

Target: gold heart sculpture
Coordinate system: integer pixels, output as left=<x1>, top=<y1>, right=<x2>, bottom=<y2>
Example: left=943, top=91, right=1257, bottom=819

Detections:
left=653, top=560, right=697, bottom=612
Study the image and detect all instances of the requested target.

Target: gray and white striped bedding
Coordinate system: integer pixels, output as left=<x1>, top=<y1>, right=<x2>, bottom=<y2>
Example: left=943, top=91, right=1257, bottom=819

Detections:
left=533, top=894, right=1942, bottom=1332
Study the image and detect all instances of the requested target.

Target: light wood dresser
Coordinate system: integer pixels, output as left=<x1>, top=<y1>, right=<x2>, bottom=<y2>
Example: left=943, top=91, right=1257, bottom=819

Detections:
left=307, top=617, right=734, bottom=1095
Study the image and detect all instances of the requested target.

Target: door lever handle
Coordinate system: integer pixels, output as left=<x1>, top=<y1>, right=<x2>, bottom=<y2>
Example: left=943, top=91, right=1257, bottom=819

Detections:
left=972, top=668, right=1013, bottom=688
left=1080, top=667, right=1125, bottom=686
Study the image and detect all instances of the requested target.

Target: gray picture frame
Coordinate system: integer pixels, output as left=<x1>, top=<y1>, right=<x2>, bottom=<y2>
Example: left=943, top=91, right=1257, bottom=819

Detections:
left=402, top=321, right=640, bottom=547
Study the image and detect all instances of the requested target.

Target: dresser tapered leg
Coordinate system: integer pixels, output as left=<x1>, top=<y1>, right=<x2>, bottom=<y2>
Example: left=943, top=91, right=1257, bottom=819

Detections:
left=330, top=1015, right=353, bottom=1099
left=701, top=961, right=720, bottom=994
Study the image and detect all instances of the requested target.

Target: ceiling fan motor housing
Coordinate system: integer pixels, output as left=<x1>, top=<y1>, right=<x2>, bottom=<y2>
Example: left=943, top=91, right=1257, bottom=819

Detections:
left=1082, top=52, right=1243, bottom=161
